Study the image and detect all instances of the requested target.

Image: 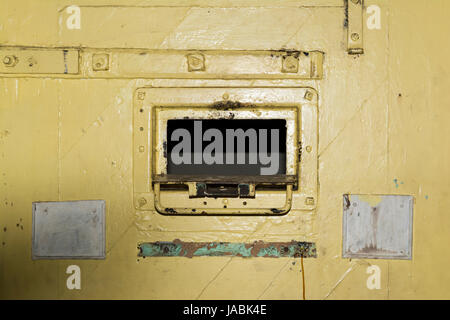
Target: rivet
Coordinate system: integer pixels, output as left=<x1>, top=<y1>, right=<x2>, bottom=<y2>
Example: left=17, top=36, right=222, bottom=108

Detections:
left=222, top=93, right=229, bottom=100
left=137, top=92, right=146, bottom=100
left=306, top=146, right=312, bottom=153
left=138, top=197, right=147, bottom=207
left=3, top=55, right=17, bottom=67
left=28, top=57, right=37, bottom=67
left=304, top=91, right=314, bottom=101
left=282, top=55, right=299, bottom=73
left=139, top=146, right=145, bottom=152
left=92, top=53, right=109, bottom=71
left=186, top=53, right=205, bottom=72
left=351, top=33, right=360, bottom=41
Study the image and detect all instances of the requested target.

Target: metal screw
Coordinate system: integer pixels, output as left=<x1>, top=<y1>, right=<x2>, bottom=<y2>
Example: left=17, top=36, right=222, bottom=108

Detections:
left=305, top=146, right=312, bottom=153
left=222, top=93, right=229, bottom=100
left=351, top=33, right=360, bottom=41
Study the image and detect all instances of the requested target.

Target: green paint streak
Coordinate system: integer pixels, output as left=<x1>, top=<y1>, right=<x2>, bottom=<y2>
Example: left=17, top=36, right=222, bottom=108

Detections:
left=139, top=241, right=317, bottom=258
left=256, top=245, right=280, bottom=257
left=139, top=242, right=183, bottom=257
left=393, top=179, right=399, bottom=188
left=193, top=243, right=253, bottom=257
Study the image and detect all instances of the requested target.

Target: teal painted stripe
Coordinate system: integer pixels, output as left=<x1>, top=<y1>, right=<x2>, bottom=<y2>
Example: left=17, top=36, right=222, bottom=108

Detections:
left=138, top=241, right=316, bottom=258
left=193, top=243, right=253, bottom=257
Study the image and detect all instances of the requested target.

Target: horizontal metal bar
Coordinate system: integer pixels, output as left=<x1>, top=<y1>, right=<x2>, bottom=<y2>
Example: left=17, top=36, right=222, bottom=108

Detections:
left=0, top=48, right=79, bottom=74
left=138, top=240, right=316, bottom=258
left=0, top=46, right=324, bottom=79
left=153, top=174, right=297, bottom=184
left=154, top=183, right=293, bottom=215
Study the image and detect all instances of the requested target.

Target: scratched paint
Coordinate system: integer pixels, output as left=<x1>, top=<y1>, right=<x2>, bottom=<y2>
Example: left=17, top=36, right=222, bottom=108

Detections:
left=139, top=240, right=316, bottom=258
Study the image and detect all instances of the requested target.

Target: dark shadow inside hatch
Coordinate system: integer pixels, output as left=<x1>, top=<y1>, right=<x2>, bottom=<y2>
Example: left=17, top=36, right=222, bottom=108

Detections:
left=166, top=118, right=287, bottom=176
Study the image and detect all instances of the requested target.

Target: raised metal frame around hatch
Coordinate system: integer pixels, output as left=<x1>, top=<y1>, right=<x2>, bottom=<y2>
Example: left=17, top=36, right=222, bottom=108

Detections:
left=133, top=87, right=318, bottom=215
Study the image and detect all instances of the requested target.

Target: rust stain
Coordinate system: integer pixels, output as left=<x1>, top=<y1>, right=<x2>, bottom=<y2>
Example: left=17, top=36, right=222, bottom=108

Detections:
left=210, top=100, right=252, bottom=110
left=343, top=194, right=351, bottom=210
left=164, top=208, right=177, bottom=214
left=138, top=239, right=317, bottom=258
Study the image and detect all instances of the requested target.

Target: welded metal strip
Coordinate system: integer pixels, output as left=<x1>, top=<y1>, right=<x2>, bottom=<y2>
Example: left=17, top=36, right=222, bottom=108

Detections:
left=0, top=47, right=324, bottom=79
left=138, top=240, right=316, bottom=258
left=347, top=0, right=364, bottom=54
left=133, top=87, right=318, bottom=214
left=0, top=48, right=79, bottom=74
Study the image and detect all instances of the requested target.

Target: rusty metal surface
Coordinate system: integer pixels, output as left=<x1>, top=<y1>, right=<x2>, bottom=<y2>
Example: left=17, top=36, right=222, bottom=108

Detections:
left=153, top=174, right=297, bottom=184
left=342, top=195, right=413, bottom=260
left=138, top=240, right=316, bottom=258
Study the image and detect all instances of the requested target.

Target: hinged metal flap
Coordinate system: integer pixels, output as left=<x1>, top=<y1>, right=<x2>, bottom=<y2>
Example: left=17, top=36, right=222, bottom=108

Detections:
left=133, top=87, right=318, bottom=215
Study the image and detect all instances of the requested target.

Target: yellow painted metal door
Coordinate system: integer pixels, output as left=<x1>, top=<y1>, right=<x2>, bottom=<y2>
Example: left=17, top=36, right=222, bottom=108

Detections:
left=1, top=0, right=450, bottom=300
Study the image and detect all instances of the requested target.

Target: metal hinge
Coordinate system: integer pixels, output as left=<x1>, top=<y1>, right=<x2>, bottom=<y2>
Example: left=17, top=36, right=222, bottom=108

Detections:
left=346, top=0, right=364, bottom=55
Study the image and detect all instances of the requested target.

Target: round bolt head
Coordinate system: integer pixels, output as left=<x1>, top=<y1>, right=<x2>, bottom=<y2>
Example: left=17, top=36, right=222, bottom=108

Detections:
left=3, top=55, right=17, bottom=67
left=351, top=33, right=360, bottom=41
